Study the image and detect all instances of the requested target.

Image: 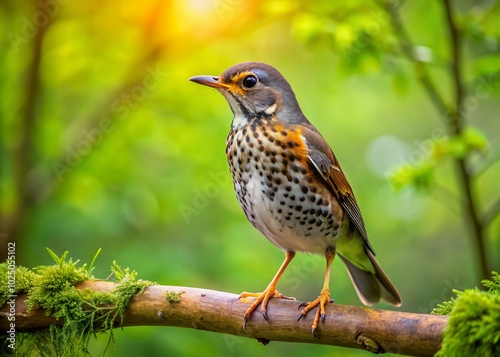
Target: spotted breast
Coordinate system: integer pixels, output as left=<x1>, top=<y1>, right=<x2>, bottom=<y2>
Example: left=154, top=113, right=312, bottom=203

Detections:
left=226, top=116, right=348, bottom=254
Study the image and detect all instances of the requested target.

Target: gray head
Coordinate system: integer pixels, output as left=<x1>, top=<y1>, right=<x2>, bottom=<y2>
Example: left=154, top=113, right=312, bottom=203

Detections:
left=190, top=62, right=307, bottom=124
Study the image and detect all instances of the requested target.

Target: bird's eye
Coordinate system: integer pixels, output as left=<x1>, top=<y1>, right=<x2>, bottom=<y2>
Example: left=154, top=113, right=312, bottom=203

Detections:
left=242, top=75, right=258, bottom=89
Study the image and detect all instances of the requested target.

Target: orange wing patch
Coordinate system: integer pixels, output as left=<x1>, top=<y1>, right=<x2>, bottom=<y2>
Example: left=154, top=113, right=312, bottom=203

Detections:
left=271, top=124, right=309, bottom=164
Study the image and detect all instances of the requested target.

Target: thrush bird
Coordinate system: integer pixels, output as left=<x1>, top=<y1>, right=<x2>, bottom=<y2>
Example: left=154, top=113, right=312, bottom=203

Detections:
left=190, top=62, right=402, bottom=334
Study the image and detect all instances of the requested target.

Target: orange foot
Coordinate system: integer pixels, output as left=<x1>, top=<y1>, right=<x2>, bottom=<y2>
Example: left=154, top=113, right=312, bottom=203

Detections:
left=297, top=288, right=334, bottom=336
left=240, top=289, right=295, bottom=331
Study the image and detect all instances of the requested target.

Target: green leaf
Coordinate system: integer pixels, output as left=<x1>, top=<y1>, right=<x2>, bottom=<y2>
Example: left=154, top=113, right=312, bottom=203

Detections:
left=473, top=55, right=500, bottom=77
left=389, top=161, right=435, bottom=191
left=431, top=128, right=488, bottom=161
left=462, top=127, right=489, bottom=152
left=431, top=139, right=452, bottom=160
left=449, top=136, right=468, bottom=158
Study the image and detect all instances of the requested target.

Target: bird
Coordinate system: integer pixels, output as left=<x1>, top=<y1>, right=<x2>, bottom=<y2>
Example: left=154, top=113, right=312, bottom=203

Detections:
left=189, top=62, right=402, bottom=335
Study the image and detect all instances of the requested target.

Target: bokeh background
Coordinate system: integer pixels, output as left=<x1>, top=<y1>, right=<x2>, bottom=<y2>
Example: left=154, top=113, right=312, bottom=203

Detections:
left=1, top=0, right=499, bottom=356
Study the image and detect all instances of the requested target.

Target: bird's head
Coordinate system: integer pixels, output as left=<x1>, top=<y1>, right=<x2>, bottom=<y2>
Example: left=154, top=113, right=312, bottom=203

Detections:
left=190, top=62, right=306, bottom=125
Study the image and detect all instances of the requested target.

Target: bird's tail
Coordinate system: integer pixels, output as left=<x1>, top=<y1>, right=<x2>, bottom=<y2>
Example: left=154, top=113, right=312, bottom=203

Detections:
left=338, top=250, right=402, bottom=306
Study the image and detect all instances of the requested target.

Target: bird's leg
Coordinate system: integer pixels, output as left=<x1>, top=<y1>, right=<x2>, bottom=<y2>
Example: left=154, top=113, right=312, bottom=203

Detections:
left=240, top=250, right=296, bottom=331
left=297, top=246, right=336, bottom=336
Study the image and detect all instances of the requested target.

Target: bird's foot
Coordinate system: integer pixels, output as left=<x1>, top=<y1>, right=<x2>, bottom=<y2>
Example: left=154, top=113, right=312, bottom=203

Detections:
left=240, top=289, right=295, bottom=331
left=297, top=288, right=333, bottom=336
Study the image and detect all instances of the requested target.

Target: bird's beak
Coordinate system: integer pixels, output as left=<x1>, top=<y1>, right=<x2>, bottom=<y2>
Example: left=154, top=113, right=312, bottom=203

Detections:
left=189, top=75, right=228, bottom=89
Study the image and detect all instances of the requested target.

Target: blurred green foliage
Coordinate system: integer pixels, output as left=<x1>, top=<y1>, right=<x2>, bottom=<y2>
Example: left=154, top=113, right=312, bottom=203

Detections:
left=390, top=127, right=489, bottom=191
left=1, top=0, right=500, bottom=356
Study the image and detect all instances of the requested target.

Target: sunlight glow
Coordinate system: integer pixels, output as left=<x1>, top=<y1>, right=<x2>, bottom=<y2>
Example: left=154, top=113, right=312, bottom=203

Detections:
left=186, top=0, right=215, bottom=16
left=172, top=0, right=253, bottom=39
left=174, top=0, right=220, bottom=37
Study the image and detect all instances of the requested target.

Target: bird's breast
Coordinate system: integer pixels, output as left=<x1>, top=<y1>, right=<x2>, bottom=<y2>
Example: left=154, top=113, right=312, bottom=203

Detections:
left=226, top=118, right=345, bottom=254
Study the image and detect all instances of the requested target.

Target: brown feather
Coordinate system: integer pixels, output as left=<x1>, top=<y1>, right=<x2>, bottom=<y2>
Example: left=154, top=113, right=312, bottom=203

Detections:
left=300, top=125, right=375, bottom=255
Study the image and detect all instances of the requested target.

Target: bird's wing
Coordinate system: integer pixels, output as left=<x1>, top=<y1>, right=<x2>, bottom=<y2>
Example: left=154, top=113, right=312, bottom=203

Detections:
left=300, top=125, right=375, bottom=255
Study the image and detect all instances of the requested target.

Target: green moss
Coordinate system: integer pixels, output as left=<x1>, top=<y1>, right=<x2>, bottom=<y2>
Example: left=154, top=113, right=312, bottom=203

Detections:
left=433, top=272, right=500, bottom=357
left=110, top=261, right=154, bottom=324
left=0, top=248, right=154, bottom=356
left=26, top=250, right=92, bottom=322
left=0, top=264, right=37, bottom=306
left=165, top=291, right=184, bottom=303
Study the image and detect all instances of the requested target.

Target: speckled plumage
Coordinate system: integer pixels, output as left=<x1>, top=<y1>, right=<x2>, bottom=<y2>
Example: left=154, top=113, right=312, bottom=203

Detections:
left=190, top=62, right=401, bottom=333
left=226, top=116, right=347, bottom=254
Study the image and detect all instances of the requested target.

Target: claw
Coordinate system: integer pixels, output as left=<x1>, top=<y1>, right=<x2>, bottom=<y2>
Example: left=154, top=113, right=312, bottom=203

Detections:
left=240, top=288, right=294, bottom=332
left=297, top=289, right=333, bottom=336
left=243, top=316, right=248, bottom=332
left=296, top=248, right=335, bottom=335
left=239, top=251, right=296, bottom=332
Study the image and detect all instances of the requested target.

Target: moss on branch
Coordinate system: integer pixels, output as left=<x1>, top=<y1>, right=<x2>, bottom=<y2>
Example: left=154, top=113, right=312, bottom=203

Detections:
left=432, top=272, right=500, bottom=356
left=0, top=249, right=497, bottom=356
left=0, top=249, right=153, bottom=356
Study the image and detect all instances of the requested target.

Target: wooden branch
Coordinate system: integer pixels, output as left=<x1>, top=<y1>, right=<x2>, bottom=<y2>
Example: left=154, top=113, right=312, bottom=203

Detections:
left=1, top=281, right=447, bottom=356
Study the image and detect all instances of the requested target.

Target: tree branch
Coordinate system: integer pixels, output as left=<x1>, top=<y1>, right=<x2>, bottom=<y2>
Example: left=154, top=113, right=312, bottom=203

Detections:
left=442, top=0, right=463, bottom=136
left=385, top=0, right=449, bottom=116
left=385, top=0, right=491, bottom=282
left=442, top=0, right=490, bottom=281
left=1, top=282, right=447, bottom=356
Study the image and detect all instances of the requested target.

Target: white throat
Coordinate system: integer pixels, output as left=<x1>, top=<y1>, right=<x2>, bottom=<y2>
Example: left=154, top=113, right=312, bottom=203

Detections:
left=223, top=92, right=249, bottom=129
left=231, top=112, right=248, bottom=129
